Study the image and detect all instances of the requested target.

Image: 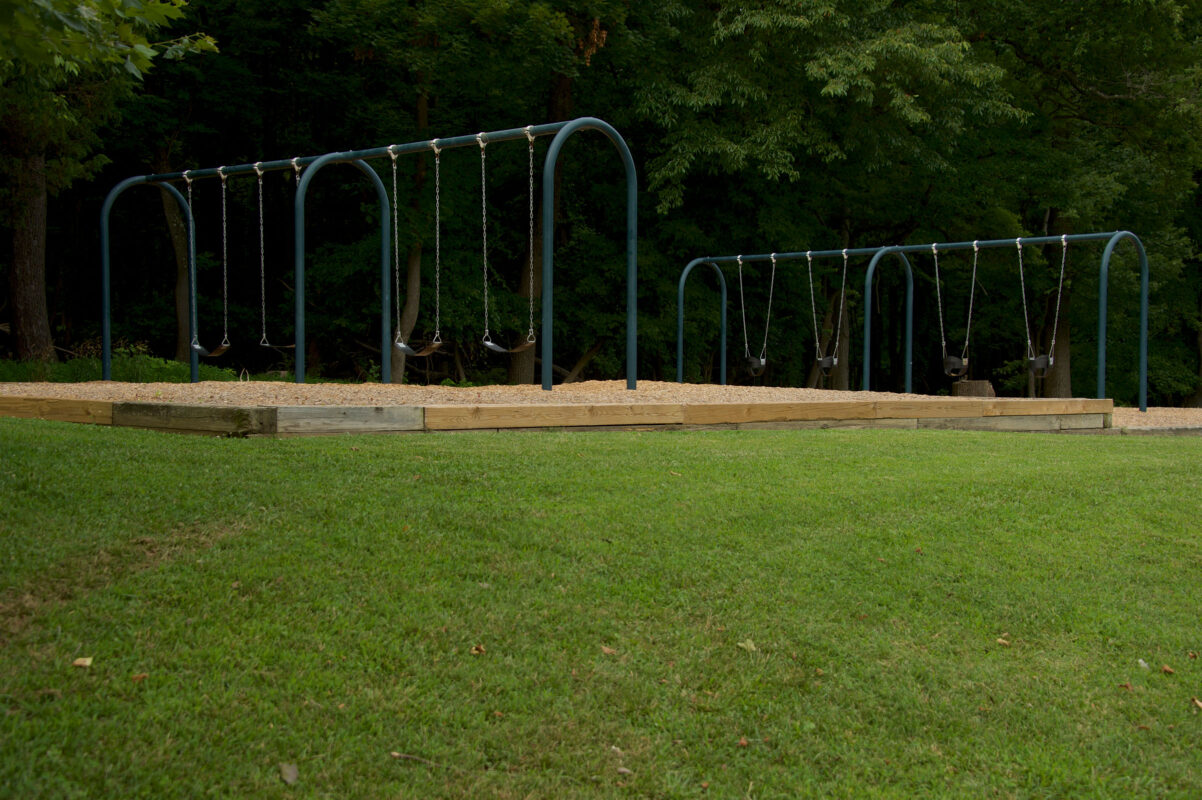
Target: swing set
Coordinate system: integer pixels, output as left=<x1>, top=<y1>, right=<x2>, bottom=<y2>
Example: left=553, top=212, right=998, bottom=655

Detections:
left=677, top=231, right=1150, bottom=411
left=100, top=117, right=638, bottom=390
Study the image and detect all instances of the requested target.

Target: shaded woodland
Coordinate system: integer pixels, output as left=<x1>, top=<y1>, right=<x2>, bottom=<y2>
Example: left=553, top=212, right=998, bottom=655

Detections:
left=4, top=1, right=1202, bottom=405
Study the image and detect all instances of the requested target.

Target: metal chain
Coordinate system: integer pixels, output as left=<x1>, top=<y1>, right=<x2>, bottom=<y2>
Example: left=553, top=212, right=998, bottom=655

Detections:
left=218, top=167, right=230, bottom=347
left=1016, top=239, right=1035, bottom=359
left=736, top=255, right=750, bottom=358
left=184, top=171, right=199, bottom=349
left=759, top=253, right=777, bottom=361
left=255, top=163, right=267, bottom=346
left=805, top=251, right=821, bottom=359
left=962, top=241, right=979, bottom=360
left=831, top=249, right=849, bottom=358
left=292, top=157, right=301, bottom=187
left=1048, top=234, right=1068, bottom=363
left=389, top=146, right=403, bottom=345
left=432, top=141, right=442, bottom=343
left=478, top=133, right=491, bottom=343
left=932, top=244, right=947, bottom=359
left=525, top=126, right=536, bottom=343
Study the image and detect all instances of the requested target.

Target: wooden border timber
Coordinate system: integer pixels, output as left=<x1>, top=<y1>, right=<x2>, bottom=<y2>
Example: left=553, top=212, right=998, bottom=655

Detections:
left=0, top=397, right=112, bottom=425
left=0, top=394, right=1115, bottom=435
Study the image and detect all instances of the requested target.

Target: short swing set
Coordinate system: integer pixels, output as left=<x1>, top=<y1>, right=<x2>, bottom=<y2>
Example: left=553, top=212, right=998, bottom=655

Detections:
left=100, top=117, right=639, bottom=390
left=677, top=230, right=1150, bottom=411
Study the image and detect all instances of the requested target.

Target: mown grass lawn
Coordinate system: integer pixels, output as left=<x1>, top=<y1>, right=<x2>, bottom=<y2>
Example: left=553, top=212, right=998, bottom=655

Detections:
left=1, top=418, right=1200, bottom=798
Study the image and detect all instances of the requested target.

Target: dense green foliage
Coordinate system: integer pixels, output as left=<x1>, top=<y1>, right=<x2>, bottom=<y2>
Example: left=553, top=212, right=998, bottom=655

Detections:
left=3, top=1, right=1202, bottom=403
left=2, top=420, right=1201, bottom=796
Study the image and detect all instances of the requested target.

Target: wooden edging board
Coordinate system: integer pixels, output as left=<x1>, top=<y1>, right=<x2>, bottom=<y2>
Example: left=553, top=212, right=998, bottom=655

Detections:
left=0, top=395, right=1115, bottom=435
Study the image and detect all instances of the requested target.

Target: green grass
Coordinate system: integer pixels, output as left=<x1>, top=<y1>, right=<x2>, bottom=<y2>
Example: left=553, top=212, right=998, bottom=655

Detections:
left=2, top=419, right=1201, bottom=798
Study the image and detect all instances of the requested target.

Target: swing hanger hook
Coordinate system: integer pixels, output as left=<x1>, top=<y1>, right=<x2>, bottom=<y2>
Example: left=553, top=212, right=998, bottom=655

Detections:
left=429, top=138, right=441, bottom=156
left=770, top=252, right=777, bottom=266
left=1015, top=237, right=1023, bottom=250
left=476, top=132, right=487, bottom=150
left=524, top=125, right=536, bottom=144
left=931, top=243, right=938, bottom=255
left=973, top=240, right=979, bottom=254
left=291, top=157, right=301, bottom=174
left=253, top=162, right=264, bottom=178
left=1061, top=233, right=1068, bottom=246
left=387, top=144, right=399, bottom=163
left=217, top=166, right=228, bottom=185
left=182, top=169, right=193, bottom=187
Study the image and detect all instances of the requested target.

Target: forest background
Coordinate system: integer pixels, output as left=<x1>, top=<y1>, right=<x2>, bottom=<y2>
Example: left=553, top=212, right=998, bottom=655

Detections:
left=3, top=0, right=1201, bottom=405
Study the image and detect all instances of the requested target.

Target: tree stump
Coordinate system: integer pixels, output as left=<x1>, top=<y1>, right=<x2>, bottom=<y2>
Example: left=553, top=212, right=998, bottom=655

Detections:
left=952, top=379, right=996, bottom=398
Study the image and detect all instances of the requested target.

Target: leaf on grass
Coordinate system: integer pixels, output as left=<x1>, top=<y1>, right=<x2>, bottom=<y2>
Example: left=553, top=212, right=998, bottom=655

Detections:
left=1119, top=682, right=1133, bottom=691
left=1189, top=651, right=1198, bottom=660
left=601, top=645, right=618, bottom=656
left=617, top=766, right=633, bottom=775
left=72, top=657, right=92, bottom=668
left=470, top=644, right=485, bottom=655
left=736, top=639, right=757, bottom=652
left=1161, top=664, right=1175, bottom=675
left=131, top=673, right=148, bottom=683
left=1138, top=658, right=1150, bottom=670
left=995, top=638, right=1010, bottom=647
left=279, top=763, right=299, bottom=785
left=669, top=470, right=682, bottom=477
left=1191, top=697, right=1202, bottom=711
left=610, top=745, right=624, bottom=756
left=737, top=736, right=749, bottom=747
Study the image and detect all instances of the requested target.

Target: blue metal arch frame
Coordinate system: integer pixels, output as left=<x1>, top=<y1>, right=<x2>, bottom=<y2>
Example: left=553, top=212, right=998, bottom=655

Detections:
left=100, top=177, right=200, bottom=382
left=540, top=117, right=639, bottom=391
left=676, top=247, right=914, bottom=393
left=860, top=248, right=917, bottom=394
left=293, top=156, right=391, bottom=383
left=100, top=118, right=637, bottom=389
left=676, top=259, right=728, bottom=383
left=859, top=231, right=1149, bottom=410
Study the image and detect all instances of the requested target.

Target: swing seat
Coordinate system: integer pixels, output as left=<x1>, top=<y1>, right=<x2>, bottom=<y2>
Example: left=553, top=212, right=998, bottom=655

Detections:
left=395, top=340, right=442, bottom=358
left=817, top=355, right=837, bottom=377
left=484, top=337, right=535, bottom=355
left=943, top=355, right=969, bottom=378
left=1028, top=354, right=1053, bottom=378
left=745, top=355, right=766, bottom=377
left=193, top=341, right=230, bottom=358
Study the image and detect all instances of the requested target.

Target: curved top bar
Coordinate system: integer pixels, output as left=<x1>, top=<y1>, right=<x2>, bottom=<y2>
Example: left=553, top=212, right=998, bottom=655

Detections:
left=677, top=257, right=729, bottom=384
left=540, top=116, right=639, bottom=391
left=121, top=121, right=573, bottom=185
left=698, top=232, right=1132, bottom=267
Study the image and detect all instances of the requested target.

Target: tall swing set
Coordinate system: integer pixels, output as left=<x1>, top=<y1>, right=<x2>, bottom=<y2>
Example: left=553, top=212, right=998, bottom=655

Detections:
left=677, top=231, right=1150, bottom=411
left=99, top=117, right=638, bottom=390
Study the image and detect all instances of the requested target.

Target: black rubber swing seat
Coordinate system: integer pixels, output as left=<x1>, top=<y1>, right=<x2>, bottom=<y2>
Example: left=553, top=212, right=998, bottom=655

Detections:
left=192, top=341, right=230, bottom=358
left=943, top=355, right=969, bottom=378
left=1028, top=354, right=1052, bottom=378
left=484, top=338, right=535, bottom=355
left=817, top=355, right=837, bottom=377
left=395, top=340, right=442, bottom=357
left=745, top=355, right=767, bottom=377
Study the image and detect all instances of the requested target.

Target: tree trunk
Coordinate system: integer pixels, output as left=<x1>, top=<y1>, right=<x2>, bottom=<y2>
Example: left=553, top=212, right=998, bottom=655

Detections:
left=508, top=72, right=572, bottom=384
left=1189, top=294, right=1202, bottom=407
left=1043, top=290, right=1072, bottom=398
left=154, top=150, right=192, bottom=362
left=10, top=151, right=56, bottom=361
left=392, top=91, right=430, bottom=384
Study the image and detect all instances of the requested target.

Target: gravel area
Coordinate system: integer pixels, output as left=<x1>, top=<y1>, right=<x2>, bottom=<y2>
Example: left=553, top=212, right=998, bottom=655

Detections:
left=0, top=380, right=924, bottom=407
left=1112, top=406, right=1202, bottom=429
left=3, top=380, right=1200, bottom=428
